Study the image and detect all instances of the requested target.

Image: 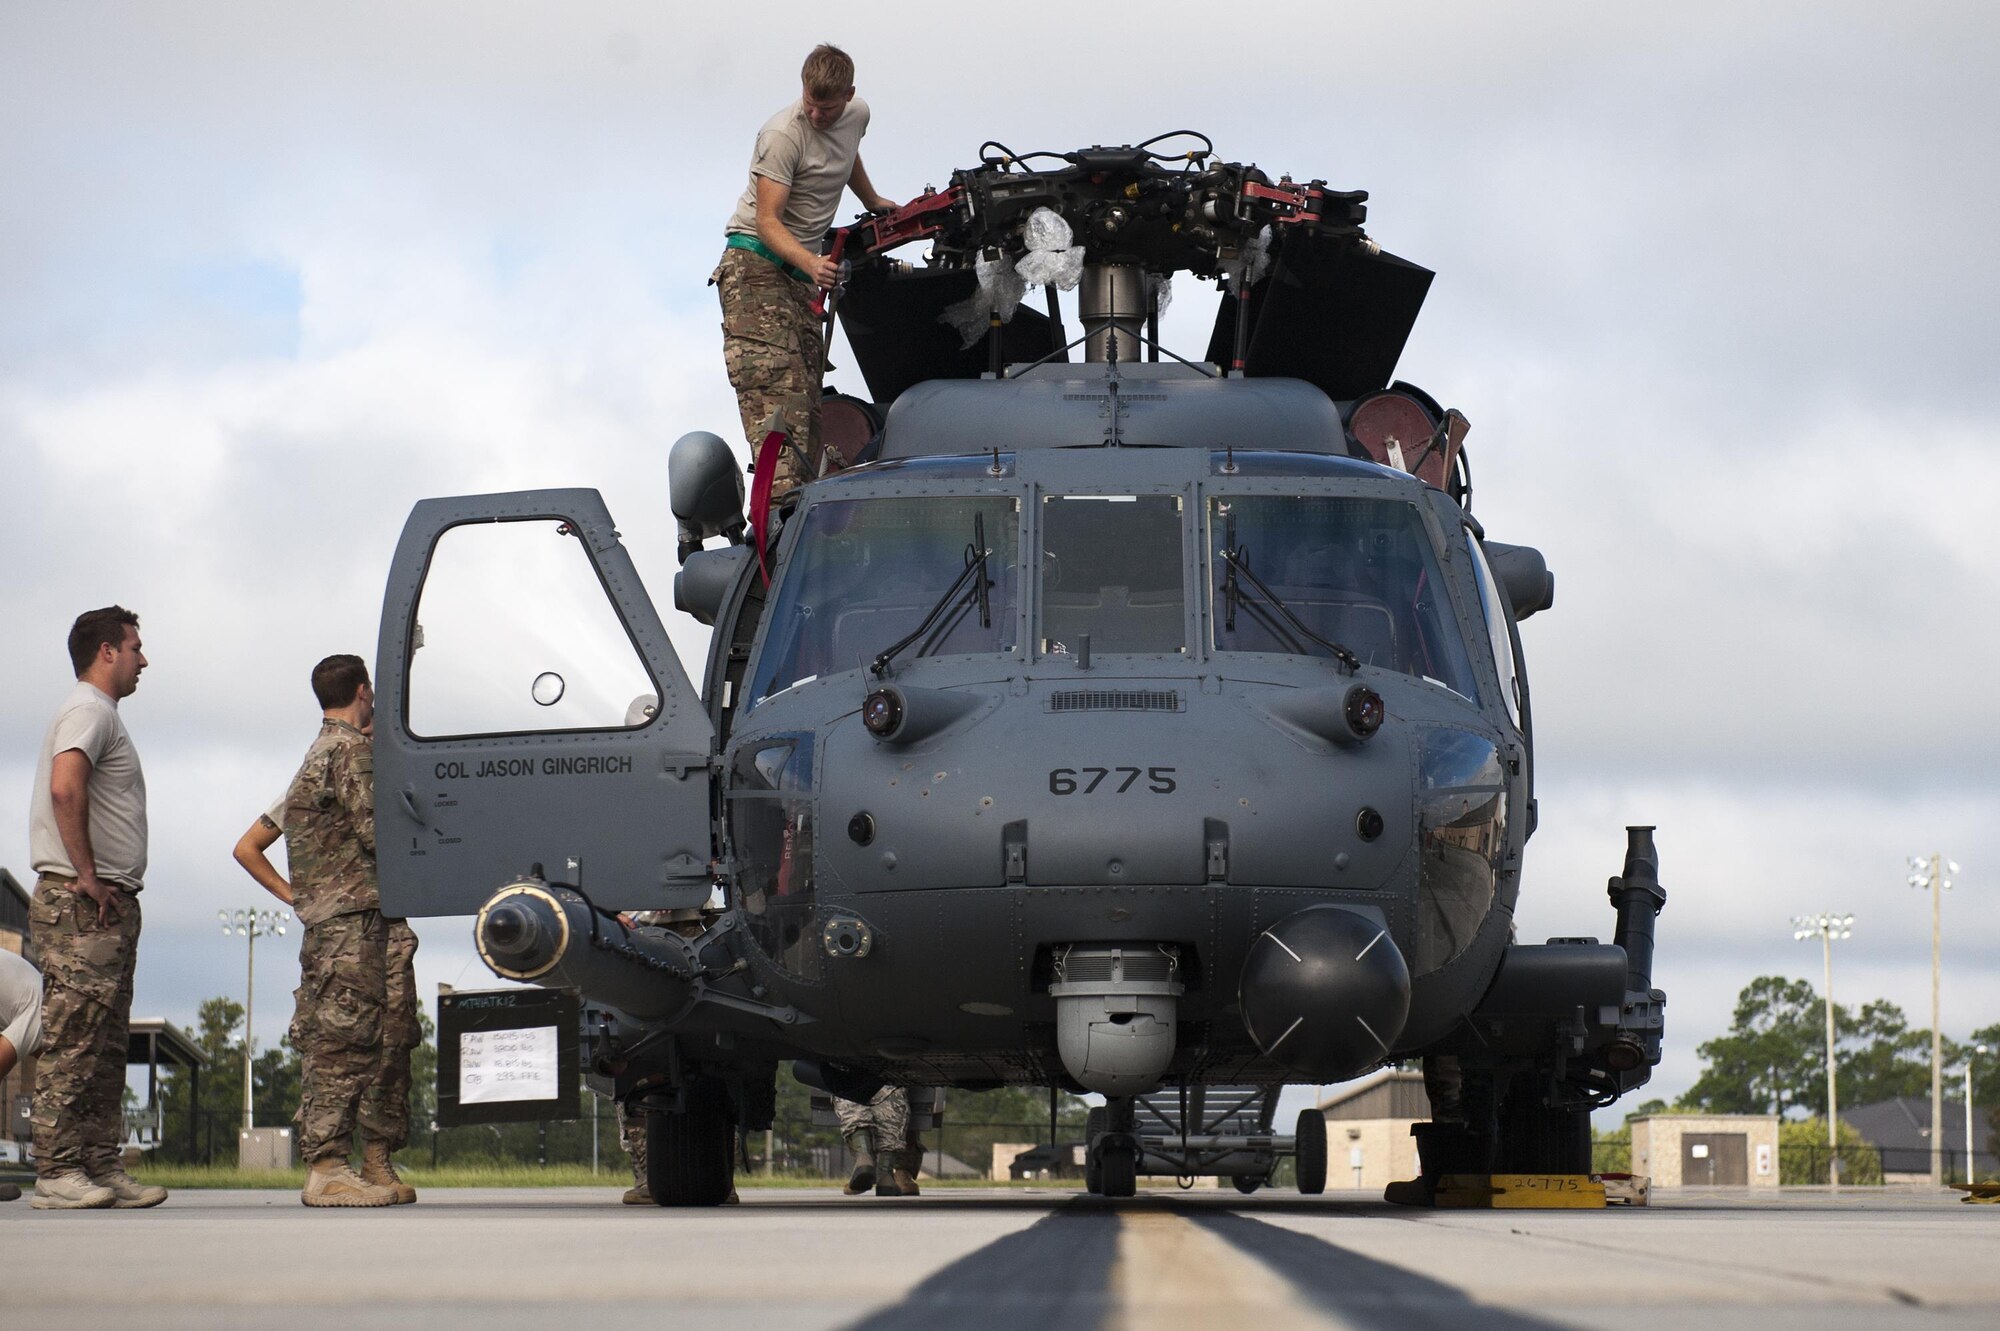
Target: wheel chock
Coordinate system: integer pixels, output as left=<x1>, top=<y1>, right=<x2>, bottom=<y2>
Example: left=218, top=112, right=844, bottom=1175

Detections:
left=1430, top=1173, right=1616, bottom=1209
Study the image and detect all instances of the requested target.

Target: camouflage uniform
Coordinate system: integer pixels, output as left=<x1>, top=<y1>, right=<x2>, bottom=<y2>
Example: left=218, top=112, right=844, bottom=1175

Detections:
left=27, top=880, right=141, bottom=1177
left=358, top=919, right=421, bottom=1149
left=618, top=1100, right=648, bottom=1188
left=712, top=247, right=829, bottom=496
left=833, top=1085, right=909, bottom=1162
left=283, top=719, right=420, bottom=1161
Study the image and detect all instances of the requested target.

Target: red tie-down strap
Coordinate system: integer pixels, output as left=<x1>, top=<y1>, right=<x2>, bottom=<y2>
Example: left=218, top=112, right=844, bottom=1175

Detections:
left=810, top=229, right=848, bottom=318
left=747, top=424, right=789, bottom=586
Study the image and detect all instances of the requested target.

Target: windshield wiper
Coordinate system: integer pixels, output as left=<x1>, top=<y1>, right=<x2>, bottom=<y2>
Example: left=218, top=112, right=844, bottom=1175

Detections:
left=1218, top=545, right=1361, bottom=674
left=870, top=512, right=994, bottom=678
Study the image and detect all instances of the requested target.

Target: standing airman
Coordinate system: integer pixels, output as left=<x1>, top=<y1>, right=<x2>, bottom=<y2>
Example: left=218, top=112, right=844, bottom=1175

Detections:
left=716, top=42, right=897, bottom=496
left=27, top=606, right=166, bottom=1210
left=282, top=654, right=421, bottom=1207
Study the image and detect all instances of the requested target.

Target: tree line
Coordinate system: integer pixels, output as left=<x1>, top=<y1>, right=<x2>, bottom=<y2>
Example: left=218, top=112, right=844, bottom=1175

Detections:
left=1587, top=974, right=1998, bottom=1185
left=152, top=995, right=1090, bottom=1172
left=1679, top=974, right=1999, bottom=1124
left=155, top=974, right=1994, bottom=1172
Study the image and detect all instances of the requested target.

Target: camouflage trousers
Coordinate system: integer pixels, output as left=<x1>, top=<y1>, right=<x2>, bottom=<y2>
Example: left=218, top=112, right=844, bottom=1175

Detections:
left=713, top=246, right=828, bottom=496
left=617, top=1099, right=647, bottom=1186
left=28, top=876, right=141, bottom=1178
left=835, top=1086, right=919, bottom=1169
left=291, top=910, right=420, bottom=1161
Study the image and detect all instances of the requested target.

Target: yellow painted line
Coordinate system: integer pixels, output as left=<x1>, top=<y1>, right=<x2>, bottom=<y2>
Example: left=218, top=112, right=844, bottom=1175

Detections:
left=1109, top=1207, right=1339, bottom=1331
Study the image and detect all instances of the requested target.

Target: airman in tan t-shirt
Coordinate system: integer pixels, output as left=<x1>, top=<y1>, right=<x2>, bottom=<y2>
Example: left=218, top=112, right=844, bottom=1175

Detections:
left=711, top=43, right=898, bottom=497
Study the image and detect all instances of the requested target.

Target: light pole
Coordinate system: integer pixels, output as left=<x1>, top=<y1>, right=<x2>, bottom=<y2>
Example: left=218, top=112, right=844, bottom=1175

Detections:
left=1907, top=854, right=1958, bottom=1187
left=1970, top=1044, right=1990, bottom=1184
left=220, top=908, right=290, bottom=1131
left=1794, top=913, right=1853, bottom=1190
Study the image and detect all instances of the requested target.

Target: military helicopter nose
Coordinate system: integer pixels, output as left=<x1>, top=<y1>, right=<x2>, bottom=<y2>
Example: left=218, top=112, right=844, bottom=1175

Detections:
left=813, top=680, right=1416, bottom=895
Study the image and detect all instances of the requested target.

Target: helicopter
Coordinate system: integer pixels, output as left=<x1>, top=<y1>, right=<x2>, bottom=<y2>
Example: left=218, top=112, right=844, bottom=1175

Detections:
left=371, top=131, right=1666, bottom=1205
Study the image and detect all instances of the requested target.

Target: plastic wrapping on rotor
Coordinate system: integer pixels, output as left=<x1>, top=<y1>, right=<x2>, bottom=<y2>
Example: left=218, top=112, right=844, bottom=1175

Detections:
left=1148, top=273, right=1172, bottom=318
left=1014, top=206, right=1084, bottom=291
left=1222, top=225, right=1273, bottom=293
left=939, top=254, right=1029, bottom=349
left=1022, top=205, right=1072, bottom=253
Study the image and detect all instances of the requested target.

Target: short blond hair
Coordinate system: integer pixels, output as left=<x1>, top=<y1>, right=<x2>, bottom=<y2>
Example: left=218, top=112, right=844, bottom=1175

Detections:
left=801, top=44, right=854, bottom=98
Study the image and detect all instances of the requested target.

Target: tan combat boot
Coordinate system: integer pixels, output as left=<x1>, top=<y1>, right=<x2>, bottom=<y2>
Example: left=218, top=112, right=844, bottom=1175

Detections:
left=30, top=1170, right=115, bottom=1210
left=89, top=1168, right=168, bottom=1209
left=890, top=1166, right=920, bottom=1196
left=302, top=1157, right=398, bottom=1207
left=360, top=1141, right=417, bottom=1204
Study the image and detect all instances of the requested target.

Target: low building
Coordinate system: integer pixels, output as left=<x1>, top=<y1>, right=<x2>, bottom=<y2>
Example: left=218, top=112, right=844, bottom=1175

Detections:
left=1317, top=1069, right=1429, bottom=1191
left=1629, top=1113, right=1780, bottom=1187
left=1002, top=1139, right=1085, bottom=1181
left=1845, top=1096, right=1998, bottom=1182
left=992, top=1141, right=1037, bottom=1181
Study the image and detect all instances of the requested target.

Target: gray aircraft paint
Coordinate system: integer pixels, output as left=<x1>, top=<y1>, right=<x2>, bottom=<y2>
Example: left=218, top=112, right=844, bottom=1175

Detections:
left=372, top=362, right=1543, bottom=1084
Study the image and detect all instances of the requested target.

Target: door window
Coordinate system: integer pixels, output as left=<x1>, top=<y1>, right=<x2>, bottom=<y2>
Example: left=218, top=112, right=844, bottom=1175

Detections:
left=1413, top=728, right=1507, bottom=974
left=729, top=735, right=819, bottom=980
left=407, top=520, right=658, bottom=738
left=1464, top=532, right=1522, bottom=727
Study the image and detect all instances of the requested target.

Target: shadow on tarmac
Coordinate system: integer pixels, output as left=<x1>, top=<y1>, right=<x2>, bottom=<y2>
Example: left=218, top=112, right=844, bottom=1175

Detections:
left=1194, top=1208, right=1572, bottom=1331
left=845, top=1198, right=1116, bottom=1331
left=836, top=1193, right=1573, bottom=1331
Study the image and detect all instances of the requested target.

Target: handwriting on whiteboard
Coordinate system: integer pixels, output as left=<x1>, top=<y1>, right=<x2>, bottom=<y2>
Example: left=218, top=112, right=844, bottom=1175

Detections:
left=459, top=1026, right=558, bottom=1104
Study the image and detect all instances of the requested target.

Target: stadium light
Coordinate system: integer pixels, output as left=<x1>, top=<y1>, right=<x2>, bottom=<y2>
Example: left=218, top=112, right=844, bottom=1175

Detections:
left=1908, top=854, right=1958, bottom=1187
left=221, top=908, right=290, bottom=1132
left=1794, top=913, right=1853, bottom=1191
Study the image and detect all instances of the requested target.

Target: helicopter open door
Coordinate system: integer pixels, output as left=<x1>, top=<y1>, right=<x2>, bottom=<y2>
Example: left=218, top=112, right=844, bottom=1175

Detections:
left=373, top=489, right=715, bottom=917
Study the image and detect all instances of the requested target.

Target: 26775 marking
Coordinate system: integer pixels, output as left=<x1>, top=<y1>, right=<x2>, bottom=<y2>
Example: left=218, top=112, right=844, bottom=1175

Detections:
left=1048, top=766, right=1177, bottom=795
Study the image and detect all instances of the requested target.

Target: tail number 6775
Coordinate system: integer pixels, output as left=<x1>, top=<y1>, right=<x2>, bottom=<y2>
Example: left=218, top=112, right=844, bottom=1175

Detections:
left=1048, top=767, right=1177, bottom=795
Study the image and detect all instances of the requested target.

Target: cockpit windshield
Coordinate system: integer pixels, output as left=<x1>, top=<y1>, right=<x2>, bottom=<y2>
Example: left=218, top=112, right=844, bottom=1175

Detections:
left=1207, top=495, right=1479, bottom=699
left=1040, top=494, right=1186, bottom=656
left=748, top=495, right=1020, bottom=705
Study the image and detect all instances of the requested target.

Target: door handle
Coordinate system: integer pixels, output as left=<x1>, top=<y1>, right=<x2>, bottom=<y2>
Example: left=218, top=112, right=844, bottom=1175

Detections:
left=399, top=786, right=428, bottom=827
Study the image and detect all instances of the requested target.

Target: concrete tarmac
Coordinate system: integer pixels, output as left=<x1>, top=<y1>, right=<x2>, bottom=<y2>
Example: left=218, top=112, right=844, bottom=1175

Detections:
left=3, top=1185, right=1995, bottom=1330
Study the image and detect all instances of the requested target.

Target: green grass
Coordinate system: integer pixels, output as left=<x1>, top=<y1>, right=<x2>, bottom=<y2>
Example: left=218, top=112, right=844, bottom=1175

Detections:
left=136, top=1163, right=625, bottom=1190
left=131, top=1162, right=1042, bottom=1190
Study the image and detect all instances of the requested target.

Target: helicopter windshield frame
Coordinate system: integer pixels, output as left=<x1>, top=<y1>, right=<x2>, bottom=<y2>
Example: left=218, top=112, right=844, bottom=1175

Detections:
left=1035, top=491, right=1190, bottom=661
left=744, top=489, right=1024, bottom=708
left=1199, top=486, right=1482, bottom=702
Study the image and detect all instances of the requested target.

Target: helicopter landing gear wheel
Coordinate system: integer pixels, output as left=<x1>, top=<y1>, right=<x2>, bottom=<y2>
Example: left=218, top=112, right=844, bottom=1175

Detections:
left=1099, top=1141, right=1137, bottom=1199
left=645, top=1078, right=735, bottom=1207
left=1294, top=1108, right=1328, bottom=1195
left=1232, top=1174, right=1266, bottom=1195
left=1083, top=1107, right=1107, bottom=1194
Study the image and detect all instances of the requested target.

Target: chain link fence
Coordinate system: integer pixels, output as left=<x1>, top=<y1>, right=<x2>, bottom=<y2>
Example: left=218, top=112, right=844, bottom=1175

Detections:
left=156, top=1103, right=1080, bottom=1181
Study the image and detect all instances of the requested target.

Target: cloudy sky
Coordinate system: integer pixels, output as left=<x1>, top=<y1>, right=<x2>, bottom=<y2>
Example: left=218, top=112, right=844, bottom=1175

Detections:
left=2, top=3, right=1995, bottom=1118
